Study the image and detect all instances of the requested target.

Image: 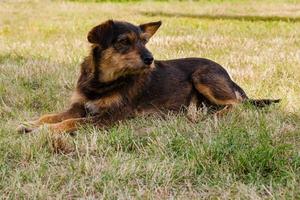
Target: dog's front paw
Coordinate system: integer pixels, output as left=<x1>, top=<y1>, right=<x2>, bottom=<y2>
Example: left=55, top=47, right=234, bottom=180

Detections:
left=16, top=122, right=40, bottom=134
left=17, top=124, right=34, bottom=134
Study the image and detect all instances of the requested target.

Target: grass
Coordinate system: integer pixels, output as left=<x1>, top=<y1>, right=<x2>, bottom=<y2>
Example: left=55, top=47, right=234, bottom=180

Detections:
left=1, top=0, right=300, bottom=199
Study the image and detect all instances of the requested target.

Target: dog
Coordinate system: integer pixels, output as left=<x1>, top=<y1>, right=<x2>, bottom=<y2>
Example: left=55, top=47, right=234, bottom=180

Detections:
left=17, top=20, right=280, bottom=134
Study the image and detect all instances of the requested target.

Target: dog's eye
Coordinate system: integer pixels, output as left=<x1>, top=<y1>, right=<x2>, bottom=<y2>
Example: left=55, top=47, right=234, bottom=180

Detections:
left=118, top=38, right=130, bottom=46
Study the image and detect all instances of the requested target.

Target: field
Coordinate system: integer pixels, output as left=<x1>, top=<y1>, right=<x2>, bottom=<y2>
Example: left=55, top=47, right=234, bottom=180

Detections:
left=1, top=0, right=300, bottom=199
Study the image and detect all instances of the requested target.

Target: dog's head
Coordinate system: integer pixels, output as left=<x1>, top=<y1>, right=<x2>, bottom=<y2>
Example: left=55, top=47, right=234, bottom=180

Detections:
left=87, top=20, right=161, bottom=82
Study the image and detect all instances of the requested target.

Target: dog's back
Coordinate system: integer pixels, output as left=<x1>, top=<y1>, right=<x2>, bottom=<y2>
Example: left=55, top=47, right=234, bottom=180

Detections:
left=135, top=58, right=229, bottom=111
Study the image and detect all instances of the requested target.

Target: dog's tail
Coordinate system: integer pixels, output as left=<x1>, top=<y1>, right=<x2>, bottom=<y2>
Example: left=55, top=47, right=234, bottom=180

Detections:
left=244, top=99, right=281, bottom=108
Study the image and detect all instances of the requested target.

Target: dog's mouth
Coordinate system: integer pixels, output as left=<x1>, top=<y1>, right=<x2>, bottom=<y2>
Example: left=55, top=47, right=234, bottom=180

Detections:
left=128, top=65, right=152, bottom=74
left=139, top=64, right=153, bottom=70
left=127, top=61, right=154, bottom=70
left=139, top=62, right=155, bottom=72
left=141, top=61, right=155, bottom=70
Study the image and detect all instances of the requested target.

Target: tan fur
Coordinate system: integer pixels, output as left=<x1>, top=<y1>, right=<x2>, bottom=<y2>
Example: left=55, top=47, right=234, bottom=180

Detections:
left=214, top=105, right=234, bottom=117
left=234, top=91, right=244, bottom=102
left=85, top=92, right=123, bottom=114
left=99, top=48, right=146, bottom=82
left=195, top=84, right=239, bottom=105
left=126, top=32, right=137, bottom=42
left=71, top=90, right=87, bottom=105
left=187, top=94, right=199, bottom=122
left=140, top=33, right=151, bottom=42
left=35, top=114, right=65, bottom=125
left=48, top=118, right=86, bottom=134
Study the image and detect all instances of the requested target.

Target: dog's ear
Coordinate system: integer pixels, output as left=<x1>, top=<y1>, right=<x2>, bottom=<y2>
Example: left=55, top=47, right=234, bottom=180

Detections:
left=87, top=20, right=114, bottom=48
left=139, top=21, right=161, bottom=40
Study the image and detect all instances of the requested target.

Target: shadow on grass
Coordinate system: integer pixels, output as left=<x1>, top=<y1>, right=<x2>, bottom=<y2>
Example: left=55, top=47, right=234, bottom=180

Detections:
left=141, top=11, right=300, bottom=22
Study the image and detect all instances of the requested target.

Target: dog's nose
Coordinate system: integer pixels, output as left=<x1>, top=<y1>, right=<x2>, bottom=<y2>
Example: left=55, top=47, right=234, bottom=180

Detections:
left=143, top=56, right=154, bottom=65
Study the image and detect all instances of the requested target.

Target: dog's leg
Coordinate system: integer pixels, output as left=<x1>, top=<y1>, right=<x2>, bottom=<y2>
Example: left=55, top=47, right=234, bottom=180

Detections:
left=192, top=68, right=245, bottom=116
left=44, top=106, right=134, bottom=134
left=187, top=94, right=199, bottom=122
left=214, top=105, right=233, bottom=117
left=37, top=103, right=86, bottom=124
left=33, top=91, right=87, bottom=125
left=17, top=103, right=86, bottom=133
left=47, top=117, right=90, bottom=135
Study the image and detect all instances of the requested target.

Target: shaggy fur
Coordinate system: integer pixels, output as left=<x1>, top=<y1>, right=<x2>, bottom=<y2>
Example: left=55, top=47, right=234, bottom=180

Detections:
left=17, top=20, right=280, bottom=134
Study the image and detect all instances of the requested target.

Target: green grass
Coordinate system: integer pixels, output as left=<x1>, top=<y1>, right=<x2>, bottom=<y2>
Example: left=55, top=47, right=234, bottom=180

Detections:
left=1, top=0, right=300, bottom=199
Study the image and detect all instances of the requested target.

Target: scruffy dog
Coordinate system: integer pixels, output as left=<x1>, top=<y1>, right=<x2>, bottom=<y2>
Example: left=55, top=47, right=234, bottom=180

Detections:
left=18, top=20, right=280, bottom=134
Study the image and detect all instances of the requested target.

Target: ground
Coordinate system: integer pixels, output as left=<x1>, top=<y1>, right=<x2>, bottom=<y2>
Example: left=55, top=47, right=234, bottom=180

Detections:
left=0, top=0, right=300, bottom=199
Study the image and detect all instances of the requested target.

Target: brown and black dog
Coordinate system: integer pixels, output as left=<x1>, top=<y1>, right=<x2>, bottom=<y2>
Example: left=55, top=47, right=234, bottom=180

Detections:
left=17, top=20, right=280, bottom=134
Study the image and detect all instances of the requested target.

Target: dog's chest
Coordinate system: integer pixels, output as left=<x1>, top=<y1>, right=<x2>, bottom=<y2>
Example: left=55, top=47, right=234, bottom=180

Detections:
left=85, top=101, right=100, bottom=114
left=84, top=93, right=123, bottom=114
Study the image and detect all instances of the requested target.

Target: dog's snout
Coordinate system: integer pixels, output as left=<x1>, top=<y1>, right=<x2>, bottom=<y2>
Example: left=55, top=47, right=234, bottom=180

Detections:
left=139, top=46, right=154, bottom=66
left=143, top=56, right=154, bottom=65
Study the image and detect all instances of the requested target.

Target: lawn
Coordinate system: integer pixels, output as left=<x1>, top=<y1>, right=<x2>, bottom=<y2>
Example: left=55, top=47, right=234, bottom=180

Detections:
left=0, top=0, right=300, bottom=199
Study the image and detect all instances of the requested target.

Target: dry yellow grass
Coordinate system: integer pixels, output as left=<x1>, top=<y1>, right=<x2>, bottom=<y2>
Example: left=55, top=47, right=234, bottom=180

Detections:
left=0, top=0, right=300, bottom=199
